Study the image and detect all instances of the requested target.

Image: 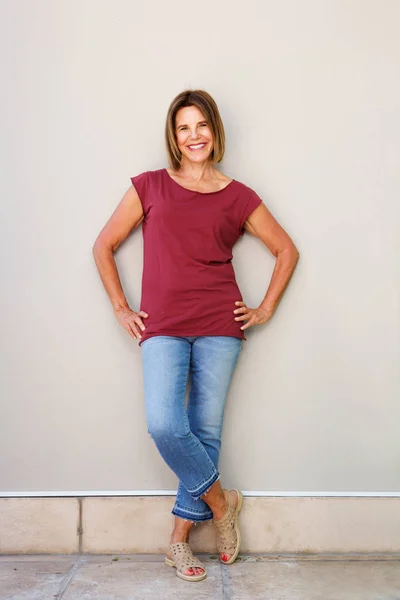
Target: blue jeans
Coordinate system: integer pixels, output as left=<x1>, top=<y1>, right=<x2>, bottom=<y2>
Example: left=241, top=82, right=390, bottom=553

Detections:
left=140, top=335, right=242, bottom=522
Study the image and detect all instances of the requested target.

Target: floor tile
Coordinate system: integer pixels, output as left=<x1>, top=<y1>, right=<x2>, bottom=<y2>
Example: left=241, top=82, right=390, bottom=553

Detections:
left=226, top=558, right=400, bottom=599
left=63, top=555, right=223, bottom=599
left=0, top=558, right=75, bottom=600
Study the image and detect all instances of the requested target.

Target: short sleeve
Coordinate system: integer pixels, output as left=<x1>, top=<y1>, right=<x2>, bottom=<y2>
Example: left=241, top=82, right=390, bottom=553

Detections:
left=130, top=171, right=148, bottom=215
left=238, top=187, right=263, bottom=235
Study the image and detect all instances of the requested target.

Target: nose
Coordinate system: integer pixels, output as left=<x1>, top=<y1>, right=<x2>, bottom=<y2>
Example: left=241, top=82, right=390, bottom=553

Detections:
left=189, top=128, right=201, bottom=140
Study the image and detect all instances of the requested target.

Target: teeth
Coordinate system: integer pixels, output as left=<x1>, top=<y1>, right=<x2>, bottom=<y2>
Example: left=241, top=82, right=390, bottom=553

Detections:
left=189, top=144, right=205, bottom=149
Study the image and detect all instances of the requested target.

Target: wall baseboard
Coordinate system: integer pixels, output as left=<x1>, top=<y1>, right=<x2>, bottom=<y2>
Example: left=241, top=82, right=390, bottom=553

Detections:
left=1, top=496, right=399, bottom=554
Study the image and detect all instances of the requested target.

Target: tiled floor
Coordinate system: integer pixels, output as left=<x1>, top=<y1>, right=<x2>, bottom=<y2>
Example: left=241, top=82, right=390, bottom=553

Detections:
left=0, top=554, right=399, bottom=599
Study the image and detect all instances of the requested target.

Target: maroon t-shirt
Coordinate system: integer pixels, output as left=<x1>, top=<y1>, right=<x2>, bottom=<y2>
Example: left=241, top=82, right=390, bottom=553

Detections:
left=130, top=168, right=263, bottom=346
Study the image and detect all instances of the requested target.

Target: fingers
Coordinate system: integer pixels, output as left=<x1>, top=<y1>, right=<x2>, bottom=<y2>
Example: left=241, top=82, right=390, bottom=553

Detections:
left=237, top=307, right=271, bottom=330
left=240, top=313, right=254, bottom=330
left=234, top=300, right=253, bottom=330
left=234, top=304, right=250, bottom=322
left=233, top=301, right=248, bottom=318
left=234, top=313, right=249, bottom=321
left=129, top=315, right=147, bottom=339
left=135, top=316, right=146, bottom=332
left=117, top=309, right=149, bottom=341
left=234, top=306, right=248, bottom=316
left=131, top=322, right=143, bottom=339
left=127, top=323, right=141, bottom=340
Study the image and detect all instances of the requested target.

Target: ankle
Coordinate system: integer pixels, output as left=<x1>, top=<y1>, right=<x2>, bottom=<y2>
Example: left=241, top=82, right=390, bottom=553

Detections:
left=213, top=495, right=229, bottom=521
left=170, top=530, right=190, bottom=544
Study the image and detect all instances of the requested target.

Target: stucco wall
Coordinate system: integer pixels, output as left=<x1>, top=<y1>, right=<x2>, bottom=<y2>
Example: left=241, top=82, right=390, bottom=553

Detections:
left=1, top=0, right=399, bottom=495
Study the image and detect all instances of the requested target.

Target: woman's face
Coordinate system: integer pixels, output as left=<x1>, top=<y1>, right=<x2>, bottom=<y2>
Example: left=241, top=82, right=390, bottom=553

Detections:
left=174, top=105, right=214, bottom=165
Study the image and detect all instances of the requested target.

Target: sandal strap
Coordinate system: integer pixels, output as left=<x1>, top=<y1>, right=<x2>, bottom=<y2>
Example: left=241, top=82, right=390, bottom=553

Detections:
left=213, top=491, right=238, bottom=554
left=168, top=542, right=205, bottom=572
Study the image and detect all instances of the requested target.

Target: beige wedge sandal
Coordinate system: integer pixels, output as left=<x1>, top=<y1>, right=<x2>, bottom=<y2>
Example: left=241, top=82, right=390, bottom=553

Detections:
left=165, top=542, right=207, bottom=582
left=213, top=489, right=243, bottom=564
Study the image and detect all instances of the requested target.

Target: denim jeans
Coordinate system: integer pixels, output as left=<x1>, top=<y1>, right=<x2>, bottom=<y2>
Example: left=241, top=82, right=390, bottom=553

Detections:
left=140, top=335, right=242, bottom=522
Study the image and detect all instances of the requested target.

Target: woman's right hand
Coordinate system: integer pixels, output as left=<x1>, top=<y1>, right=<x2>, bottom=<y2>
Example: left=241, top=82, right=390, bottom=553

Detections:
left=114, top=306, right=149, bottom=341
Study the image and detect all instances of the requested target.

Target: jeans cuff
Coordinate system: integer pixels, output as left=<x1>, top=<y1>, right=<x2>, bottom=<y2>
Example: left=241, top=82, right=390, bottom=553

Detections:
left=172, top=506, right=213, bottom=523
left=189, top=472, right=220, bottom=500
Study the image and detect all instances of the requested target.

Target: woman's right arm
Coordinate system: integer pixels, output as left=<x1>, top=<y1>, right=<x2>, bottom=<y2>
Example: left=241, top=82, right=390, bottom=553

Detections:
left=92, top=185, right=148, bottom=341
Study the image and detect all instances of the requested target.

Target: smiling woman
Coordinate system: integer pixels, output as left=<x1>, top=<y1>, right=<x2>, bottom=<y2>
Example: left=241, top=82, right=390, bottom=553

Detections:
left=92, top=88, right=299, bottom=583
left=176, top=118, right=210, bottom=155
left=165, top=90, right=226, bottom=172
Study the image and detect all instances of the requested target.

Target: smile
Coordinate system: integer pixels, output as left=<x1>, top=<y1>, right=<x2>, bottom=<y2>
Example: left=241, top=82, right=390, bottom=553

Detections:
left=187, top=143, right=206, bottom=151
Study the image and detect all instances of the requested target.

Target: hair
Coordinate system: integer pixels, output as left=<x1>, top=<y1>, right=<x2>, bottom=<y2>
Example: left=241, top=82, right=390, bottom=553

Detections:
left=165, top=89, right=226, bottom=171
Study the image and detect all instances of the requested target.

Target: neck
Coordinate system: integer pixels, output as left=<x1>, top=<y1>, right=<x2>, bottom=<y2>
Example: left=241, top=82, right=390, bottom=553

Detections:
left=176, top=159, right=216, bottom=181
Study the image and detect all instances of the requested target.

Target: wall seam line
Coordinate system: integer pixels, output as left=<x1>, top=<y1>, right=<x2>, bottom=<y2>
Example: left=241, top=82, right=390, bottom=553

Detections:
left=77, top=498, right=83, bottom=554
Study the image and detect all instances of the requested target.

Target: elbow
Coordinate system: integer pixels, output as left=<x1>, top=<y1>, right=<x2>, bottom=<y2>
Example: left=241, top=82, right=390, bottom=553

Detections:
left=92, top=237, right=102, bottom=257
left=279, top=243, right=299, bottom=263
left=276, top=244, right=299, bottom=270
left=92, top=236, right=112, bottom=258
left=288, top=239, right=300, bottom=262
left=292, top=248, right=300, bottom=269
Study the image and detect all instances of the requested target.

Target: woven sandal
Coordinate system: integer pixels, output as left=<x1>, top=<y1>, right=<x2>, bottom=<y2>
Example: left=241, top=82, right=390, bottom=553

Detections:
left=165, top=542, right=207, bottom=582
left=213, top=489, right=243, bottom=564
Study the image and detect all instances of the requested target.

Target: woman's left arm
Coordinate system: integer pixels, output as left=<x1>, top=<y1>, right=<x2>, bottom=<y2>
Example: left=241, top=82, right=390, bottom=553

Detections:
left=234, top=203, right=300, bottom=330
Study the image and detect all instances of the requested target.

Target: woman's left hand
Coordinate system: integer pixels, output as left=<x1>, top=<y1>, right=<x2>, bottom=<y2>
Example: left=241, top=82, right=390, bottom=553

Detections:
left=233, top=301, right=273, bottom=330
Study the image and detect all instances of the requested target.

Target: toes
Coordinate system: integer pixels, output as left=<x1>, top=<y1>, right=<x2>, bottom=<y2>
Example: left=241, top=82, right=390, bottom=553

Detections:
left=184, top=567, right=204, bottom=576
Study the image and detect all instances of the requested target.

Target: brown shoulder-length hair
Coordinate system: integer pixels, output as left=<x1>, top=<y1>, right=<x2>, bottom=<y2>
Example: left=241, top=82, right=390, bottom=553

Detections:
left=165, top=89, right=226, bottom=171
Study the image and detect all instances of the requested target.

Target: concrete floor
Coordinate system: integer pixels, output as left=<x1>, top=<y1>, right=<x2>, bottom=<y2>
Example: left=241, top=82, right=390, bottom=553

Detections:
left=0, top=554, right=399, bottom=599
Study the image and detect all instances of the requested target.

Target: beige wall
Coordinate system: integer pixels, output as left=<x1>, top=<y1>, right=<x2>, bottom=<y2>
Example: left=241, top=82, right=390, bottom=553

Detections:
left=1, top=0, right=399, bottom=495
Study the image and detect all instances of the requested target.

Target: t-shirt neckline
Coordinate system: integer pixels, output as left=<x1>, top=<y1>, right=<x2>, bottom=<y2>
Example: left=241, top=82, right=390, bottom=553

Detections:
left=163, top=168, right=235, bottom=195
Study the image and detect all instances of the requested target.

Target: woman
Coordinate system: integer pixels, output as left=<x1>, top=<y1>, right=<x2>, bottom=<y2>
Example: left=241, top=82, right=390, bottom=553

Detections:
left=93, top=89, right=299, bottom=582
